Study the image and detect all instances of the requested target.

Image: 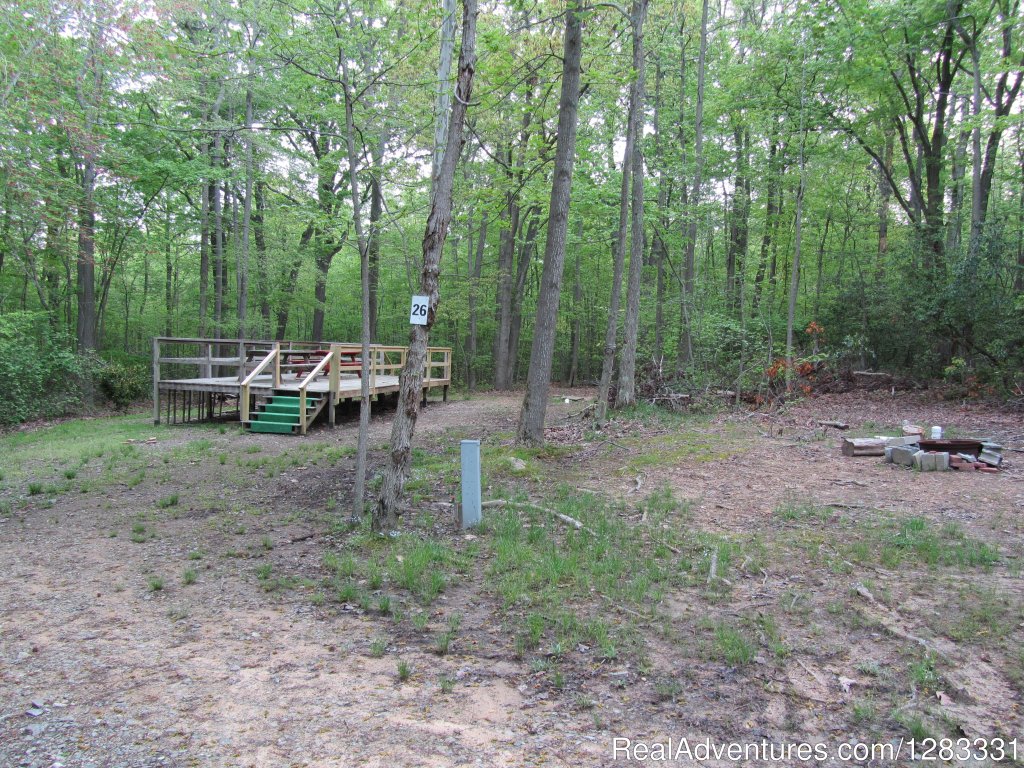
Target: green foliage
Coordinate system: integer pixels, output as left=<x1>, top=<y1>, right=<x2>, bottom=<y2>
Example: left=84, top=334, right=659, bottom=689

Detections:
left=0, top=313, right=91, bottom=425
left=97, top=357, right=150, bottom=407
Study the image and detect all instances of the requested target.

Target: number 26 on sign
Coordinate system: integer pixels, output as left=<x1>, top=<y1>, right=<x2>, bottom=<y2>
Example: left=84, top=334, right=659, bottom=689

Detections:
left=409, top=295, right=429, bottom=325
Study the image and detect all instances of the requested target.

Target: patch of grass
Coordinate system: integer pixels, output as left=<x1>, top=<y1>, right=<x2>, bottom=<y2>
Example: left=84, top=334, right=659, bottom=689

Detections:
left=944, top=587, right=1015, bottom=642
left=551, top=669, right=566, bottom=689
left=713, top=622, right=755, bottom=666
left=386, top=538, right=464, bottom=604
left=255, top=563, right=274, bottom=581
left=411, top=612, right=430, bottom=631
left=370, top=638, right=387, bottom=658
left=851, top=697, right=876, bottom=724
left=376, top=594, right=392, bottom=615
left=27, top=482, right=43, bottom=495
left=435, top=631, right=454, bottom=655
left=147, top=575, right=164, bottom=592
left=756, top=614, right=789, bottom=659
left=908, top=653, right=940, bottom=694
left=182, top=567, right=197, bottom=585
left=439, top=675, right=455, bottom=694
left=323, top=551, right=357, bottom=578
left=873, top=517, right=999, bottom=569
left=397, top=659, right=412, bottom=682
left=654, top=677, right=683, bottom=703
left=130, top=522, right=151, bottom=543
left=156, top=493, right=179, bottom=509
left=63, top=468, right=77, bottom=480
left=774, top=498, right=828, bottom=522
left=336, top=579, right=361, bottom=603
left=260, top=535, right=274, bottom=551
left=897, top=713, right=933, bottom=741
left=187, top=550, right=203, bottom=561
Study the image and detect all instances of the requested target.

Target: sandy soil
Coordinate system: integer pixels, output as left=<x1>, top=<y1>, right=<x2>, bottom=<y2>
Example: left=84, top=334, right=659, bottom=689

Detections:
left=1, top=389, right=1021, bottom=767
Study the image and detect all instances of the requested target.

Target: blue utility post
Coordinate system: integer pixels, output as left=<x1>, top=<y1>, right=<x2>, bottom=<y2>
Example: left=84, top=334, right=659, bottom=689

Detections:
left=460, top=440, right=481, bottom=528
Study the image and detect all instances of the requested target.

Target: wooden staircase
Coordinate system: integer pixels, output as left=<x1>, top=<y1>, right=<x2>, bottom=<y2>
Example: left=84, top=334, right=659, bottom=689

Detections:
left=247, top=391, right=326, bottom=434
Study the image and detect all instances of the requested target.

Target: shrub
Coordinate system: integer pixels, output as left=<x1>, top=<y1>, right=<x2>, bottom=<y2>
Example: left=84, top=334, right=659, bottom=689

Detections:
left=0, top=312, right=90, bottom=425
left=97, top=358, right=150, bottom=407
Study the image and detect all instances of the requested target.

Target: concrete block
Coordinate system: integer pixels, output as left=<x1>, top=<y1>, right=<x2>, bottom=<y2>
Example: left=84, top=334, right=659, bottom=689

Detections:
left=934, top=452, right=950, bottom=471
left=892, top=446, right=918, bottom=466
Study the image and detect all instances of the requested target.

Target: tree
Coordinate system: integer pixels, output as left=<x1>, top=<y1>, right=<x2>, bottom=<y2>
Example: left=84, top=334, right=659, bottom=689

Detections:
left=374, top=0, right=478, bottom=531
left=516, top=0, right=584, bottom=445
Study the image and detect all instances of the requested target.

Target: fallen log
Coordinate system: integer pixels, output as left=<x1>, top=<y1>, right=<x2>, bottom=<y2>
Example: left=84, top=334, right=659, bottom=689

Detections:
left=818, top=420, right=850, bottom=430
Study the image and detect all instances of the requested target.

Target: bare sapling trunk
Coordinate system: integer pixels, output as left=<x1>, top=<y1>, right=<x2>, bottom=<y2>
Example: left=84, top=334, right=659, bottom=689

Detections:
left=374, top=0, right=478, bottom=531
left=516, top=1, right=584, bottom=445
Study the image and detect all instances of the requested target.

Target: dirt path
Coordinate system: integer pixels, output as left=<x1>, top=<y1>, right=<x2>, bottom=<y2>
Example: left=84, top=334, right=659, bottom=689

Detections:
left=1, top=390, right=1022, bottom=767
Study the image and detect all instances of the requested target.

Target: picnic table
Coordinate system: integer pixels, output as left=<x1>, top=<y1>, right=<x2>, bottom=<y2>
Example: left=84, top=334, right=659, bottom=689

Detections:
left=286, top=349, right=362, bottom=379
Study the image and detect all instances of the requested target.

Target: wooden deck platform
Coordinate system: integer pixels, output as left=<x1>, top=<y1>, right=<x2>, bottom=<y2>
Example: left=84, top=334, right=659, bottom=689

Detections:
left=152, top=337, right=451, bottom=433
left=158, top=373, right=401, bottom=397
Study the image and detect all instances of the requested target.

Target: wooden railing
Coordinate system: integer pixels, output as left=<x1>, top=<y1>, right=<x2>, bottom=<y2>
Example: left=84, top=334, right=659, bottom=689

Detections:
left=153, top=337, right=453, bottom=427
left=239, top=344, right=281, bottom=423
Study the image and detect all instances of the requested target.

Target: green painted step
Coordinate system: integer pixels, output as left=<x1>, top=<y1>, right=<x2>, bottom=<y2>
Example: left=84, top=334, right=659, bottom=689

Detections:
left=249, top=420, right=296, bottom=434
left=247, top=391, right=323, bottom=434
left=252, top=412, right=298, bottom=425
left=264, top=403, right=303, bottom=414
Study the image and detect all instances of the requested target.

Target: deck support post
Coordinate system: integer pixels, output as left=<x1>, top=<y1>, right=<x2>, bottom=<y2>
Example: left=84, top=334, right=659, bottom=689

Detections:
left=328, top=345, right=340, bottom=427
left=152, top=337, right=161, bottom=425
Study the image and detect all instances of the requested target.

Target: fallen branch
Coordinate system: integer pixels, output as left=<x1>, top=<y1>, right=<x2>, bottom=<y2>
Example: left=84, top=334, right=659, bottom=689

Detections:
left=481, top=499, right=597, bottom=536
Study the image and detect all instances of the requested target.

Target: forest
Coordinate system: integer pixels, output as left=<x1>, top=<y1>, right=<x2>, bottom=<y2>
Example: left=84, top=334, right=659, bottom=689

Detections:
left=1, top=0, right=1022, bottom=424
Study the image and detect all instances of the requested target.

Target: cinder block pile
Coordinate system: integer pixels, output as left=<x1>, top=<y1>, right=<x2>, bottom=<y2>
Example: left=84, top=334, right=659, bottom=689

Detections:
left=842, top=429, right=1005, bottom=474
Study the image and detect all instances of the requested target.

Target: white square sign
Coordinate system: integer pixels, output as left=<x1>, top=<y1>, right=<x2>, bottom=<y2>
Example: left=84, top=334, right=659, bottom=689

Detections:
left=409, top=295, right=429, bottom=325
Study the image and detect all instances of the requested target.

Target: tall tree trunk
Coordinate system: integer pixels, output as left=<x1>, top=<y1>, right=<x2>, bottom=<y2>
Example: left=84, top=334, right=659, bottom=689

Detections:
left=615, top=0, right=649, bottom=410
left=199, top=181, right=210, bottom=336
left=340, top=55, right=372, bottom=518
left=595, top=23, right=641, bottom=422
left=507, top=209, right=540, bottom=382
left=678, top=0, right=708, bottom=369
left=652, top=61, right=669, bottom=360
left=164, top=193, right=173, bottom=337
left=493, top=205, right=517, bottom=388
left=75, top=25, right=102, bottom=355
left=212, top=142, right=224, bottom=339
left=786, top=45, right=809, bottom=385
left=76, top=157, right=98, bottom=353
left=753, top=136, right=780, bottom=308
left=368, top=137, right=384, bottom=341
left=567, top=219, right=583, bottom=386
left=254, top=181, right=270, bottom=330
left=431, top=0, right=457, bottom=185
left=876, top=130, right=892, bottom=282
left=375, top=0, right=477, bottom=530
left=238, top=82, right=254, bottom=338
left=516, top=1, right=583, bottom=444
left=726, top=125, right=750, bottom=313
left=467, top=210, right=486, bottom=391
left=946, top=94, right=970, bottom=256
